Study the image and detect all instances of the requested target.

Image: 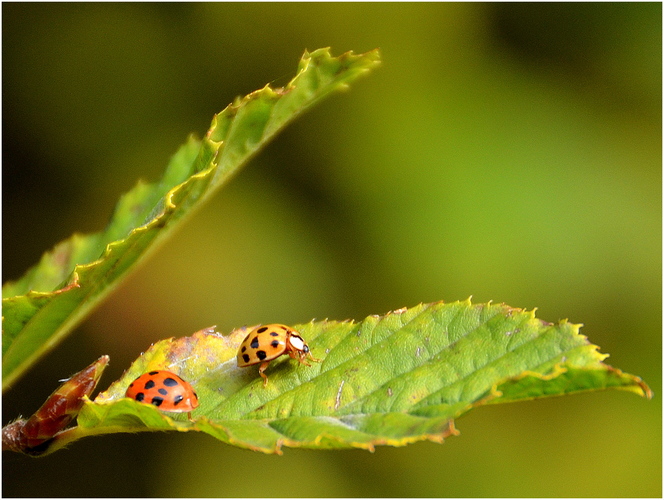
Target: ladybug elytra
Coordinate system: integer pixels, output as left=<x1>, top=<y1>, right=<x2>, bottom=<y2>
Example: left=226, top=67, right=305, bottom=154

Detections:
left=126, top=370, right=199, bottom=419
left=237, top=324, right=320, bottom=387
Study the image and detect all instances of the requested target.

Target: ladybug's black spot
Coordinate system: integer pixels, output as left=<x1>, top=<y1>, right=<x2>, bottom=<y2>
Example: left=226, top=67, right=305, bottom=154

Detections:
left=148, top=371, right=159, bottom=375
left=128, top=382, right=134, bottom=388
left=250, top=336, right=260, bottom=349
left=158, top=388, right=168, bottom=396
left=241, top=346, right=246, bottom=352
left=135, top=392, right=145, bottom=402
left=173, top=395, right=184, bottom=406
left=163, top=377, right=178, bottom=387
left=144, top=380, right=156, bottom=390
left=151, top=396, right=164, bottom=407
left=242, top=353, right=251, bottom=363
left=271, top=340, right=280, bottom=348
left=270, top=331, right=279, bottom=337
left=257, top=326, right=268, bottom=333
left=256, top=350, right=267, bottom=361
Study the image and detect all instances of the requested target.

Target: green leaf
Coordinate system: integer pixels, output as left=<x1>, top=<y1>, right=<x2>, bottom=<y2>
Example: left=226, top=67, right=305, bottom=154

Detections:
left=39, top=300, right=650, bottom=456
left=1, top=48, right=382, bottom=390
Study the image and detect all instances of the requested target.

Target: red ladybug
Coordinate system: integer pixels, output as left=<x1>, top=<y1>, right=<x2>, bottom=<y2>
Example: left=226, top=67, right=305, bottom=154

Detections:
left=126, top=370, right=199, bottom=420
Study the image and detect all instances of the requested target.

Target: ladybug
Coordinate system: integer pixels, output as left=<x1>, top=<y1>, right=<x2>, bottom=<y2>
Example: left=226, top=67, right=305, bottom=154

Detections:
left=237, top=324, right=320, bottom=387
left=126, top=370, right=199, bottom=419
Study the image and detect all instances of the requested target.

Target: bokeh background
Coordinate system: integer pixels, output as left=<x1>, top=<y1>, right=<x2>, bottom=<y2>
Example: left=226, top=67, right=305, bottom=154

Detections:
left=3, top=3, right=660, bottom=497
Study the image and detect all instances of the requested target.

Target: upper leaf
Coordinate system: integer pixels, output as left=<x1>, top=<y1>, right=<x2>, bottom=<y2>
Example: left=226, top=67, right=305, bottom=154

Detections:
left=1, top=48, right=382, bottom=390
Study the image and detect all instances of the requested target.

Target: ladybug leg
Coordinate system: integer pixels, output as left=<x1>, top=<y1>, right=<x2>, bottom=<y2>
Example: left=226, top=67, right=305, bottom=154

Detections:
left=288, top=350, right=309, bottom=366
left=300, top=350, right=321, bottom=364
left=258, top=361, right=270, bottom=387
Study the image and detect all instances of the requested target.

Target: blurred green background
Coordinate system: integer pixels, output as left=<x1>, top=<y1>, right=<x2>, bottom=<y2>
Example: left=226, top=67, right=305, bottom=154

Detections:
left=3, top=3, right=660, bottom=497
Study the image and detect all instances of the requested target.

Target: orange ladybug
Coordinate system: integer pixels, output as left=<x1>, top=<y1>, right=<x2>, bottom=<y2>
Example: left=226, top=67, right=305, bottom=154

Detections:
left=126, top=370, right=199, bottom=419
left=237, top=324, right=320, bottom=387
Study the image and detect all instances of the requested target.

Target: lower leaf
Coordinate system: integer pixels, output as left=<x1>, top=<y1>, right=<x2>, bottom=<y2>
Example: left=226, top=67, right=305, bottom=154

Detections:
left=7, top=300, right=651, bottom=456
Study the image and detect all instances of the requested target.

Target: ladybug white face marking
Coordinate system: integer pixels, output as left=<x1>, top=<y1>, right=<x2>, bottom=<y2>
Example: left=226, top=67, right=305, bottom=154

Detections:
left=289, top=335, right=305, bottom=351
left=237, top=324, right=320, bottom=387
